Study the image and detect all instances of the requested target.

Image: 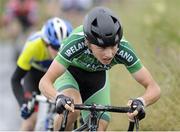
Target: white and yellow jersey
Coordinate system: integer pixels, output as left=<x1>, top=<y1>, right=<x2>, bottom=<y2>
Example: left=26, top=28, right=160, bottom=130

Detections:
left=17, top=32, right=52, bottom=72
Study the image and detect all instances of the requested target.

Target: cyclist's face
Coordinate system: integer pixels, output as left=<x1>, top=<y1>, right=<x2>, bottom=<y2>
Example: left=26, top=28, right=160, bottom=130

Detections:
left=89, top=44, right=118, bottom=65
left=48, top=45, right=59, bottom=59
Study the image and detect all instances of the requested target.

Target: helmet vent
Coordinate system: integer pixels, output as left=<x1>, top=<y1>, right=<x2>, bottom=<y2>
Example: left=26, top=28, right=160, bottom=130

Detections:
left=48, top=28, right=51, bottom=36
left=57, top=19, right=60, bottom=23
left=92, top=19, right=98, bottom=27
left=59, top=27, right=63, bottom=39
left=117, top=28, right=120, bottom=34
left=105, top=33, right=112, bottom=37
left=91, top=30, right=100, bottom=38
left=111, top=16, right=117, bottom=24
left=54, top=32, right=58, bottom=39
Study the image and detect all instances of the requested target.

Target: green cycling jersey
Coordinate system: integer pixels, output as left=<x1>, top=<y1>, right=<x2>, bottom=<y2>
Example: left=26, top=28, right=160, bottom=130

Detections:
left=55, top=25, right=142, bottom=73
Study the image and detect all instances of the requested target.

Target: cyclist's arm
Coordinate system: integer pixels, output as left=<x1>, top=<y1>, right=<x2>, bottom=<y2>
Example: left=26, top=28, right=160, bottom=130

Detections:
left=132, top=66, right=161, bottom=106
left=11, top=66, right=28, bottom=107
left=39, top=60, right=66, bottom=101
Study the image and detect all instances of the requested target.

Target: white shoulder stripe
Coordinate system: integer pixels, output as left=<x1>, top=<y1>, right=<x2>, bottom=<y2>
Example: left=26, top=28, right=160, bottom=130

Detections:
left=73, top=32, right=84, bottom=36
left=58, top=53, right=71, bottom=63
left=126, top=59, right=140, bottom=68
left=61, top=36, right=84, bottom=51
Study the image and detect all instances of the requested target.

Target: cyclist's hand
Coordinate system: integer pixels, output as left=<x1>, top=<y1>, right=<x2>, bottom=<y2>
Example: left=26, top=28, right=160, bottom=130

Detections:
left=55, top=94, right=74, bottom=114
left=20, top=103, right=34, bottom=119
left=127, top=98, right=146, bottom=121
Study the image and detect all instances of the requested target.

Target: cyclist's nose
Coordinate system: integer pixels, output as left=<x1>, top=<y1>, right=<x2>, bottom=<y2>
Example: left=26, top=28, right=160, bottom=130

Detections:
left=103, top=48, right=114, bottom=58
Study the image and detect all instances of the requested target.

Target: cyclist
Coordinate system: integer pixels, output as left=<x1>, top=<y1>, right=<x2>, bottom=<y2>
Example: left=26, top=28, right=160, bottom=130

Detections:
left=39, top=7, right=161, bottom=131
left=1, top=0, right=39, bottom=62
left=11, top=17, right=73, bottom=131
left=2, top=0, right=38, bottom=33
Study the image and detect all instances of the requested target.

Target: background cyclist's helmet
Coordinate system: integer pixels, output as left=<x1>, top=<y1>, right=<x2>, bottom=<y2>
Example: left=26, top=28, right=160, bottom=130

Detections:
left=83, top=7, right=123, bottom=47
left=42, top=17, right=73, bottom=50
left=63, top=20, right=73, bottom=36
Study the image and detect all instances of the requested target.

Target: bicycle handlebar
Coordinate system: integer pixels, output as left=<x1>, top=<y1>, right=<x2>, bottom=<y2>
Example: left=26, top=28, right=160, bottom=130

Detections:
left=74, top=104, right=133, bottom=113
left=35, top=95, right=48, bottom=102
left=31, top=92, right=54, bottom=103
left=30, top=93, right=138, bottom=131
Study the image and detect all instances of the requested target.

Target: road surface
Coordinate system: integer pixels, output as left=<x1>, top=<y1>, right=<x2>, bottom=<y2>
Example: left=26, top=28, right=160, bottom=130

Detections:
left=0, top=42, right=21, bottom=130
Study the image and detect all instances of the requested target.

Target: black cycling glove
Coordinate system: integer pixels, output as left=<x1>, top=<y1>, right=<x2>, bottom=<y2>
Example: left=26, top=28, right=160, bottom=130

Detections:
left=131, top=99, right=146, bottom=120
left=55, top=94, right=73, bottom=114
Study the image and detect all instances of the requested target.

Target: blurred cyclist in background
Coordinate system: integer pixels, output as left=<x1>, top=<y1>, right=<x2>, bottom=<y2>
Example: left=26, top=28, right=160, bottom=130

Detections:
left=58, top=0, right=93, bottom=26
left=11, top=17, right=73, bottom=131
left=1, top=0, right=39, bottom=62
left=59, top=0, right=93, bottom=12
left=2, top=0, right=38, bottom=34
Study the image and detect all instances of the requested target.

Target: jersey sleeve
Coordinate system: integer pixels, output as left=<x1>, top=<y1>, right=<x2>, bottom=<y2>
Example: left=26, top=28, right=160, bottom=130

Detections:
left=55, top=25, right=86, bottom=68
left=55, top=52, right=71, bottom=68
left=115, top=39, right=143, bottom=73
left=127, top=59, right=142, bottom=73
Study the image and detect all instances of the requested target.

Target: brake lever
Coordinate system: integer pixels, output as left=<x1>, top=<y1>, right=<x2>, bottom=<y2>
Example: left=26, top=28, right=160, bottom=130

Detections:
left=134, top=117, right=139, bottom=132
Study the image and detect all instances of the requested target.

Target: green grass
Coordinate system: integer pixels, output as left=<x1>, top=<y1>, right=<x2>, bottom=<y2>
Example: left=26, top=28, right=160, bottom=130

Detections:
left=104, top=0, right=180, bottom=130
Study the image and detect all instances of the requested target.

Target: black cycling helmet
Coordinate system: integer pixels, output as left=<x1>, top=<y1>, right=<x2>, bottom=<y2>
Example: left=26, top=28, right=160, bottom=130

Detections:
left=83, top=7, right=123, bottom=47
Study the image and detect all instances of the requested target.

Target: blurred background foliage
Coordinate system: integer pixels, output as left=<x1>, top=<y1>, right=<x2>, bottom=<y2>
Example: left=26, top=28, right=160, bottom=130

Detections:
left=0, top=0, right=180, bottom=130
left=108, top=0, right=180, bottom=131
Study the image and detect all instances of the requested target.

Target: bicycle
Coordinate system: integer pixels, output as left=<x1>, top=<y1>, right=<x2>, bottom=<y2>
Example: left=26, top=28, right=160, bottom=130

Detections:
left=27, top=92, right=55, bottom=131
left=59, top=103, right=140, bottom=131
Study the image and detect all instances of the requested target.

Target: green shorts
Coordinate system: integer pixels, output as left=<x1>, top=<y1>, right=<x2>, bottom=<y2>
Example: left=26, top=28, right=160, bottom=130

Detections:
left=54, top=66, right=111, bottom=122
